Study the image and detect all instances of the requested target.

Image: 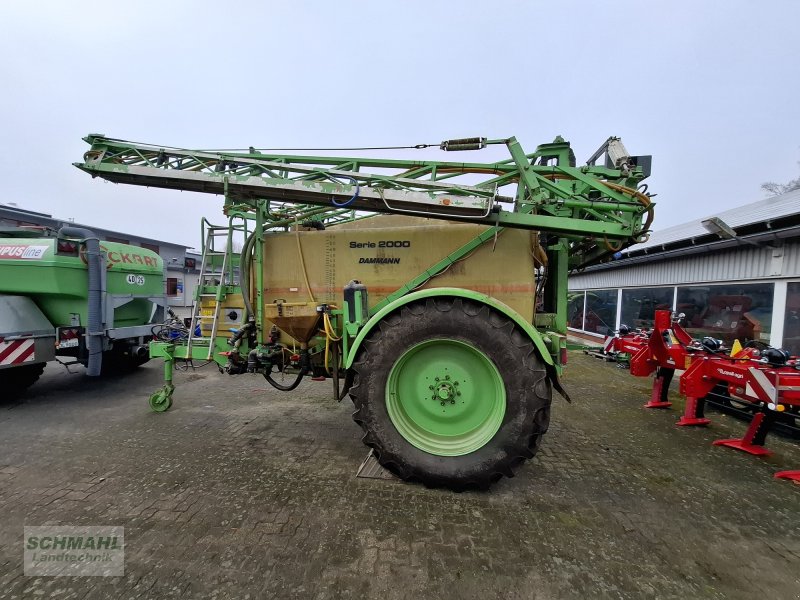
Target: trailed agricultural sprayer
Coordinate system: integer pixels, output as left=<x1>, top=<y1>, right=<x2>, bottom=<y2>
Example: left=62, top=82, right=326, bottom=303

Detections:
left=75, top=134, right=654, bottom=489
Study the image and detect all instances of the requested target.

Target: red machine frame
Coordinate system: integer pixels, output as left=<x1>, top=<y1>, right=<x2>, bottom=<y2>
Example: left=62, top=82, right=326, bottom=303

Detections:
left=624, top=310, right=800, bottom=483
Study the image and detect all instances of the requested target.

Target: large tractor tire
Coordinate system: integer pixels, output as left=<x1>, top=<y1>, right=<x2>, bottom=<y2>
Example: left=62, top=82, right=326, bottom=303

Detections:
left=1, top=363, right=46, bottom=400
left=350, top=297, right=551, bottom=491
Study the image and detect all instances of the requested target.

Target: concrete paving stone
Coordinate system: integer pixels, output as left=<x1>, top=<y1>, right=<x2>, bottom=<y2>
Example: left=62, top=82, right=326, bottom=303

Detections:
left=1, top=354, right=799, bottom=598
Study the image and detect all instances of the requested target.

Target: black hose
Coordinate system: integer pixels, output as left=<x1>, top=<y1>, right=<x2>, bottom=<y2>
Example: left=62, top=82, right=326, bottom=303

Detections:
left=263, top=348, right=310, bottom=391
left=264, top=368, right=307, bottom=391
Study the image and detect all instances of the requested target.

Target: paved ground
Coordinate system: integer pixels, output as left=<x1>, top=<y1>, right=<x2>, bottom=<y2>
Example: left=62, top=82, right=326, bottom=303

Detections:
left=1, top=353, right=799, bottom=599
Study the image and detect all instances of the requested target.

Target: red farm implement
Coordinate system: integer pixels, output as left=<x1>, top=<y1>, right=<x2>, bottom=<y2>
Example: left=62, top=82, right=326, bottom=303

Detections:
left=624, top=310, right=800, bottom=483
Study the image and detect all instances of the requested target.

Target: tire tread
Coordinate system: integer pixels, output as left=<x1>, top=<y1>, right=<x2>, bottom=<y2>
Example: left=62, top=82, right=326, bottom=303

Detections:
left=350, top=297, right=551, bottom=491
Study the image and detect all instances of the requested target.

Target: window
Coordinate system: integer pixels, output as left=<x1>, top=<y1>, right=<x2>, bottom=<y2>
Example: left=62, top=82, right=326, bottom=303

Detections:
left=676, top=283, right=774, bottom=346
left=620, top=287, right=674, bottom=330
left=567, top=289, right=619, bottom=335
left=166, top=277, right=179, bottom=296
left=583, top=290, right=618, bottom=335
left=106, top=236, right=129, bottom=244
left=141, top=242, right=160, bottom=254
left=567, top=291, right=585, bottom=330
left=783, top=283, right=800, bottom=355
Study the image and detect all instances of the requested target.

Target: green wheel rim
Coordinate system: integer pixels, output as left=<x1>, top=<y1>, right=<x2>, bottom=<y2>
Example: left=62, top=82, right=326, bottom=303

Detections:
left=149, top=389, right=172, bottom=413
left=385, top=339, right=506, bottom=456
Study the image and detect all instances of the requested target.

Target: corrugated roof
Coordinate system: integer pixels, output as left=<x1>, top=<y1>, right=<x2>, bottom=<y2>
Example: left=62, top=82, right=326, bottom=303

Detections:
left=626, top=189, right=800, bottom=253
left=0, top=204, right=188, bottom=250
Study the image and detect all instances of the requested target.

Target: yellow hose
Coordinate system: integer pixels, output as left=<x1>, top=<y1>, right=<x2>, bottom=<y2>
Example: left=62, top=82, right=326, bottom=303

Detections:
left=323, top=312, right=341, bottom=341
left=599, top=180, right=655, bottom=232
left=539, top=173, right=655, bottom=235
left=294, top=220, right=315, bottom=302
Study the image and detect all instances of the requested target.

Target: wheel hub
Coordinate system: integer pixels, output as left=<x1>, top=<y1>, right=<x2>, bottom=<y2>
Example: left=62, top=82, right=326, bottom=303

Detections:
left=386, top=339, right=506, bottom=456
left=432, top=376, right=460, bottom=405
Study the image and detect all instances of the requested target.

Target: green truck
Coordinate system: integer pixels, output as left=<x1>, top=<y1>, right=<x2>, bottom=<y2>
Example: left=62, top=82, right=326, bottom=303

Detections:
left=0, top=226, right=165, bottom=396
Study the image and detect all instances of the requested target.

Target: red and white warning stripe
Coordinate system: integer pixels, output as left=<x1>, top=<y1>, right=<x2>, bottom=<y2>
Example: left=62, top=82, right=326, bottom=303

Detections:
left=0, top=339, right=36, bottom=365
left=745, top=367, right=777, bottom=404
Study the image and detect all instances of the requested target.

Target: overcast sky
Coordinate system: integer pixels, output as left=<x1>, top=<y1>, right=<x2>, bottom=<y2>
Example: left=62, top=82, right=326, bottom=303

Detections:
left=1, top=1, right=798, bottom=248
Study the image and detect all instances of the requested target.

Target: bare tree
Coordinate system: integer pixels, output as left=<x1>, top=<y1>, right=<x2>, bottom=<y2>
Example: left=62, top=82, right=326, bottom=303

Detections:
left=762, top=162, right=800, bottom=196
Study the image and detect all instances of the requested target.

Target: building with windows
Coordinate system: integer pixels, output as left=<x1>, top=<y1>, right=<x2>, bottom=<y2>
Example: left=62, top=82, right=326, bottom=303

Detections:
left=0, top=204, right=200, bottom=317
left=568, top=190, right=800, bottom=354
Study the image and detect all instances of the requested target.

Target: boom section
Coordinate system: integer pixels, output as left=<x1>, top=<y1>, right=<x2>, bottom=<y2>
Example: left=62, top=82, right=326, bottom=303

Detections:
left=75, top=135, right=653, bottom=268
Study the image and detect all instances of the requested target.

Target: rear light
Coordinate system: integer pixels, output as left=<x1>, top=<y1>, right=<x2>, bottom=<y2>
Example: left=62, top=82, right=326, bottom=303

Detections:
left=56, top=327, right=82, bottom=349
left=560, top=347, right=568, bottom=366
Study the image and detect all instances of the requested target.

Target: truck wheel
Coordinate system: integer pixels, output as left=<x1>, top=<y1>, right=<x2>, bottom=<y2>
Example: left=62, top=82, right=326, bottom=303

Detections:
left=101, top=349, right=149, bottom=375
left=1, top=363, right=46, bottom=400
left=350, top=297, right=551, bottom=491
